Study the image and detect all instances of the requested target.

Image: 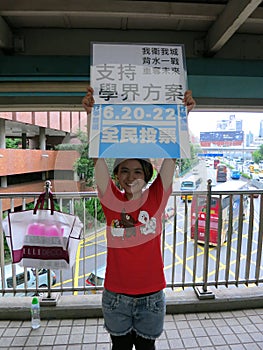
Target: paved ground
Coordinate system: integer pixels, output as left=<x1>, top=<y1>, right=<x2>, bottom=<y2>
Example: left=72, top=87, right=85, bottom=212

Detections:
left=0, top=308, right=263, bottom=349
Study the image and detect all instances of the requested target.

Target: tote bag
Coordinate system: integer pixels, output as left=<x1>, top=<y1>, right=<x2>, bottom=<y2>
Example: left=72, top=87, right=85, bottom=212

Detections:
left=2, top=192, right=83, bottom=270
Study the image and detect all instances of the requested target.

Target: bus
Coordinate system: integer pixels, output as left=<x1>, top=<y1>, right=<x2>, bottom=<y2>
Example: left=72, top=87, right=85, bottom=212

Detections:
left=190, top=181, right=249, bottom=246
left=216, top=164, right=227, bottom=182
left=180, top=175, right=202, bottom=202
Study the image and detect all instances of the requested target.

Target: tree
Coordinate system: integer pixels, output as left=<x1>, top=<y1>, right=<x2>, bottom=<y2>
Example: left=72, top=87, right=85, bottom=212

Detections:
left=72, top=130, right=95, bottom=186
left=6, top=138, right=21, bottom=148
left=191, top=143, right=202, bottom=159
left=252, top=144, right=263, bottom=163
left=74, top=157, right=94, bottom=186
left=175, top=142, right=198, bottom=176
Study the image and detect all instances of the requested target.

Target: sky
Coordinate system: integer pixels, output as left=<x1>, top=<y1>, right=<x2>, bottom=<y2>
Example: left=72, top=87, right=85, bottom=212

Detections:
left=188, top=111, right=263, bottom=138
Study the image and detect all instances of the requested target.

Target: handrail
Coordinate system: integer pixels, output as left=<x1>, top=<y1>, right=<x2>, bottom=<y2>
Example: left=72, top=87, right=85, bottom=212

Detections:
left=0, top=186, right=262, bottom=299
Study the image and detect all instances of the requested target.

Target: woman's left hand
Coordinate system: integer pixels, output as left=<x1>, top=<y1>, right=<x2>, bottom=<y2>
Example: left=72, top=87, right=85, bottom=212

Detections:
left=82, top=86, right=95, bottom=114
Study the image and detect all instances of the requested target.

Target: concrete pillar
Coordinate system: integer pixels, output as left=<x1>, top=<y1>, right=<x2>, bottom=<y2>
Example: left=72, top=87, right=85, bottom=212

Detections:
left=64, top=132, right=70, bottom=144
left=22, top=133, right=27, bottom=149
left=39, top=127, right=46, bottom=150
left=73, top=170, right=79, bottom=182
left=1, top=177, right=7, bottom=188
left=39, top=127, right=47, bottom=182
left=0, top=119, right=5, bottom=149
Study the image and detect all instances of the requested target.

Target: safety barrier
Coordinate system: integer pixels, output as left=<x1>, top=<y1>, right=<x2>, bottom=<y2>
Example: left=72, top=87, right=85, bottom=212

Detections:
left=0, top=184, right=262, bottom=300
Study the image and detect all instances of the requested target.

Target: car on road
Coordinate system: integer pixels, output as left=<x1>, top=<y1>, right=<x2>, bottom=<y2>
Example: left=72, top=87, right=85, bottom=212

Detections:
left=231, top=170, right=241, bottom=180
left=164, top=207, right=175, bottom=221
left=0, top=264, right=56, bottom=297
left=86, top=266, right=105, bottom=293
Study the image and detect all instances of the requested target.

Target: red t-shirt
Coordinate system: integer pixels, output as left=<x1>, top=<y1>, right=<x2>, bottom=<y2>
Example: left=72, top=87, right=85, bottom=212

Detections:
left=98, top=174, right=172, bottom=295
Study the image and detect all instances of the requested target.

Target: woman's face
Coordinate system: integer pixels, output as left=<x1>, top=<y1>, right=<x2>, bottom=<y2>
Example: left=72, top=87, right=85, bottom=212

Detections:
left=116, top=159, right=146, bottom=199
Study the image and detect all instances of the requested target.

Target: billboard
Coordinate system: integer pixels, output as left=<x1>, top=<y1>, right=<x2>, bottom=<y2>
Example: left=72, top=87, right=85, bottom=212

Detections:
left=200, top=131, right=244, bottom=147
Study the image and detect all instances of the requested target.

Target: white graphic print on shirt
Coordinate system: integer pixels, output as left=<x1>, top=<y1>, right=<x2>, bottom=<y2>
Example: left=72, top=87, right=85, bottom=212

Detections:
left=110, top=210, right=156, bottom=238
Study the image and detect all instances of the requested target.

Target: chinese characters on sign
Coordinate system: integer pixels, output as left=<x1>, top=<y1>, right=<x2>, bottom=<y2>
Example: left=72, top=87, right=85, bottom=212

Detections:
left=89, top=42, right=190, bottom=158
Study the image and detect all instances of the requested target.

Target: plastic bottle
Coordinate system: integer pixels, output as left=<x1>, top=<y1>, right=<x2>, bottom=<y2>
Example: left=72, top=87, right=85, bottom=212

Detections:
left=27, top=223, right=46, bottom=236
left=45, top=224, right=62, bottom=237
left=31, top=297, right=41, bottom=329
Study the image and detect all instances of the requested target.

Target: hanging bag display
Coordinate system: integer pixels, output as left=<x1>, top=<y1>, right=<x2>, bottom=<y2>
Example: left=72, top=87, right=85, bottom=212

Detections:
left=2, top=187, right=83, bottom=270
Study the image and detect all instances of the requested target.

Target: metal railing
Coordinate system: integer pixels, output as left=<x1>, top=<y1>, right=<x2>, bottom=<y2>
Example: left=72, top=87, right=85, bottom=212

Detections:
left=0, top=183, right=262, bottom=299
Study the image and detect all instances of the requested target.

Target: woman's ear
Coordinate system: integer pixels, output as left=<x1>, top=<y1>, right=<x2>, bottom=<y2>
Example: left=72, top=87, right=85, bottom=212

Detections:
left=114, top=175, right=122, bottom=189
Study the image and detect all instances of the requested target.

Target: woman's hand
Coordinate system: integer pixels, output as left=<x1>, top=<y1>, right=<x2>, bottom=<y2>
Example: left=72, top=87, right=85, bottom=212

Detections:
left=82, top=86, right=95, bottom=114
left=184, top=90, right=196, bottom=113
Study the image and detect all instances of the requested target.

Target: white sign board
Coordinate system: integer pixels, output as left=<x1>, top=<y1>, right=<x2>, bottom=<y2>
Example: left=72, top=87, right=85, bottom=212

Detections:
left=89, top=42, right=190, bottom=158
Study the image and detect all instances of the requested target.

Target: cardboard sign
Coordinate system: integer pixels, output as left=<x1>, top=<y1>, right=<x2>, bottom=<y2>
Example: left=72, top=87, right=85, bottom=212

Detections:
left=89, top=42, right=190, bottom=158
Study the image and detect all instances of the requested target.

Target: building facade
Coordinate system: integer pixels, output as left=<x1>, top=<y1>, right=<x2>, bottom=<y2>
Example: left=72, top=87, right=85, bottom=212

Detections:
left=0, top=110, right=90, bottom=211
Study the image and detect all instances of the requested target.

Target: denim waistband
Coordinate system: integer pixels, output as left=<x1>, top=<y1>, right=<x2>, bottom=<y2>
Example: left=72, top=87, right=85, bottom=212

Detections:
left=120, top=290, right=161, bottom=298
left=105, top=288, right=162, bottom=299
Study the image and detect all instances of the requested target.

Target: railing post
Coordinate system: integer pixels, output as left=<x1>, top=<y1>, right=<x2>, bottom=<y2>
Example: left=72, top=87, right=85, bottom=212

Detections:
left=195, top=179, right=215, bottom=300
left=40, top=180, right=60, bottom=306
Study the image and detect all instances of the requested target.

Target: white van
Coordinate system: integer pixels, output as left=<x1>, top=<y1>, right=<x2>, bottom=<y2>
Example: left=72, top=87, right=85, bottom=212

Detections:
left=0, top=264, right=56, bottom=297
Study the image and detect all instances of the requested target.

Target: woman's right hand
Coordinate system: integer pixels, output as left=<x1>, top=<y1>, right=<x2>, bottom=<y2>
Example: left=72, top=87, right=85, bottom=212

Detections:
left=82, top=86, right=95, bottom=113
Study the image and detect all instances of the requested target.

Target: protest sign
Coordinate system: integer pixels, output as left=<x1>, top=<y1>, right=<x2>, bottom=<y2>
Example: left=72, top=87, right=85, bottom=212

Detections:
left=89, top=42, right=190, bottom=158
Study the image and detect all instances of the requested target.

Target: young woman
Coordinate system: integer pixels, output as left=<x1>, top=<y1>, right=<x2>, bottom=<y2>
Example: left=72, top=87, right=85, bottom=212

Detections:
left=82, top=88, right=195, bottom=350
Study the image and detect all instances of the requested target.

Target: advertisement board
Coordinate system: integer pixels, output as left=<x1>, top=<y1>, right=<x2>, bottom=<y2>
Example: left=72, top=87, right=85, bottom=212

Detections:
left=200, top=131, right=244, bottom=147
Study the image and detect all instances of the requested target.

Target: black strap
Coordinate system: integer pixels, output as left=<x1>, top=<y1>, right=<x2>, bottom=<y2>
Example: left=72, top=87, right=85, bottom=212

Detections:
left=33, top=191, right=55, bottom=214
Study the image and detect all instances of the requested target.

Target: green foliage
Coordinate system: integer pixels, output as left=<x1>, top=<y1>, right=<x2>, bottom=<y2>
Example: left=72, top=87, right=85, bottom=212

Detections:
left=26, top=201, right=61, bottom=212
left=3, top=236, right=11, bottom=263
left=85, top=197, right=105, bottom=223
left=74, top=157, right=94, bottom=186
left=252, top=145, right=263, bottom=163
left=69, top=130, right=96, bottom=187
left=6, top=138, right=21, bottom=148
left=241, top=172, right=252, bottom=179
left=191, top=143, right=202, bottom=158
left=2, top=213, right=11, bottom=262
left=73, top=197, right=105, bottom=230
left=177, top=143, right=198, bottom=175
left=179, top=158, right=191, bottom=173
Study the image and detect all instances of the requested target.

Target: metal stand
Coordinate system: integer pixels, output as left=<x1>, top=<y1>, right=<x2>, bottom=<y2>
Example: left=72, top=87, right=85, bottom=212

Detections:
left=194, top=286, right=215, bottom=300
left=40, top=292, right=61, bottom=306
left=194, top=179, right=215, bottom=300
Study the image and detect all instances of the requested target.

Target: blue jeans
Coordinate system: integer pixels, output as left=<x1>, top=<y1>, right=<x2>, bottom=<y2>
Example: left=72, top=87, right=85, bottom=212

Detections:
left=102, top=289, right=166, bottom=341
